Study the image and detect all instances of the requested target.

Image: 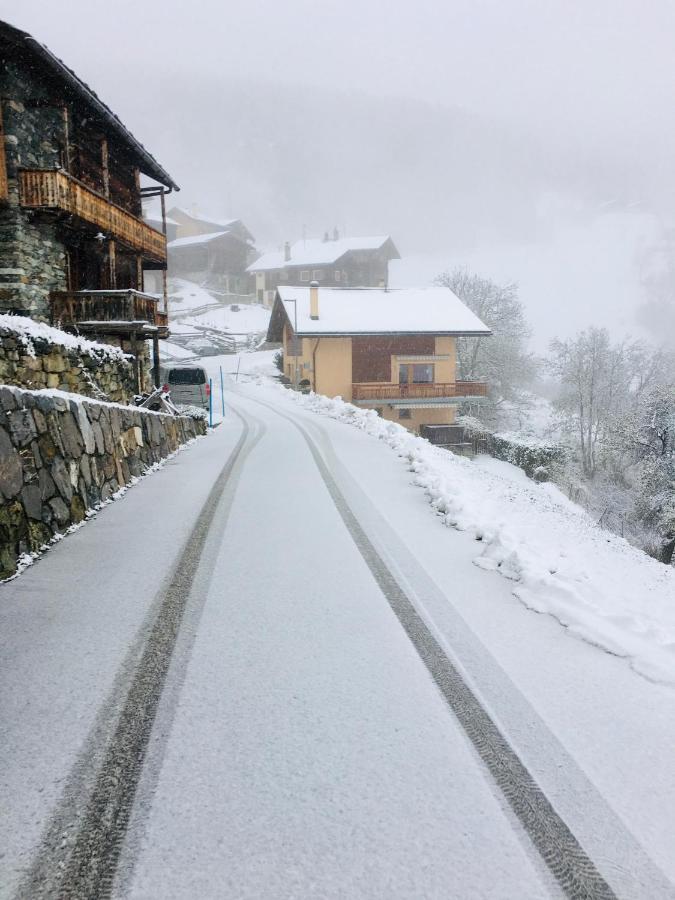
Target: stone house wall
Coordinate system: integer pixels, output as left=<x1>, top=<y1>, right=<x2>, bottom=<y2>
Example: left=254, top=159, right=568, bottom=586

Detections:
left=0, top=385, right=207, bottom=579
left=0, top=317, right=136, bottom=402
left=0, top=61, right=66, bottom=318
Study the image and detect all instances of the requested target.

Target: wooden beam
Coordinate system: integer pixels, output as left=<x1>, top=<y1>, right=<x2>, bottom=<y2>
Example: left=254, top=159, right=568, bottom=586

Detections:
left=136, top=254, right=144, bottom=292
left=152, top=333, right=160, bottom=388
left=0, top=102, right=8, bottom=203
left=108, top=240, right=117, bottom=289
left=101, top=138, right=110, bottom=199
left=62, top=105, right=71, bottom=172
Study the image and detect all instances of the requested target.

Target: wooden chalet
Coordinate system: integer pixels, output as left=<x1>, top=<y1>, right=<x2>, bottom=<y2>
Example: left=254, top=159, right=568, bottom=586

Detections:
left=166, top=210, right=257, bottom=295
left=248, top=232, right=400, bottom=307
left=267, top=284, right=490, bottom=434
left=0, top=19, right=179, bottom=390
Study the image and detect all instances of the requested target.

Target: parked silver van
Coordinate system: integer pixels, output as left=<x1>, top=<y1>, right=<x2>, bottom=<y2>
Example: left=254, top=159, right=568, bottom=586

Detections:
left=160, top=364, right=209, bottom=410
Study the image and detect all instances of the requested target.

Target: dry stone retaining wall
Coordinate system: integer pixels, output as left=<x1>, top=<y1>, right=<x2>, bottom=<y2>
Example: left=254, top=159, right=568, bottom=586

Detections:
left=0, top=386, right=206, bottom=579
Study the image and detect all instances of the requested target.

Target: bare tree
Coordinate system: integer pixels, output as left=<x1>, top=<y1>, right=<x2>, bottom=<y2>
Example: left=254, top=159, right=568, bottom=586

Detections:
left=435, top=268, right=534, bottom=420
left=548, top=328, right=649, bottom=478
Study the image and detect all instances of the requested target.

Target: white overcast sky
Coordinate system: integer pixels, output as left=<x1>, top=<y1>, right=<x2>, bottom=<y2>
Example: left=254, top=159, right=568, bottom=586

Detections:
left=6, top=0, right=675, bottom=148
left=4, top=0, right=675, bottom=346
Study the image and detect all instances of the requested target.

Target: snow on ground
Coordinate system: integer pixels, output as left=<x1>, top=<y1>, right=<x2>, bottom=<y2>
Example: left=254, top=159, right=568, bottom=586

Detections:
left=183, top=303, right=270, bottom=335
left=269, top=386, right=675, bottom=685
left=167, top=278, right=220, bottom=316
left=161, top=340, right=198, bottom=362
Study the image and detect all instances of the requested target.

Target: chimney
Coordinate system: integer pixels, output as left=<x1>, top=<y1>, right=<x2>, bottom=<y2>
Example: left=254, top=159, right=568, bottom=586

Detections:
left=333, top=226, right=339, bottom=241
left=284, top=241, right=291, bottom=262
left=310, top=280, right=319, bottom=319
left=323, top=231, right=330, bottom=242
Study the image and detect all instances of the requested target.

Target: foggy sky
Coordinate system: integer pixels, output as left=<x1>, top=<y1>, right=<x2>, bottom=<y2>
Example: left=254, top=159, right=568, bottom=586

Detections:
left=4, top=0, right=675, bottom=347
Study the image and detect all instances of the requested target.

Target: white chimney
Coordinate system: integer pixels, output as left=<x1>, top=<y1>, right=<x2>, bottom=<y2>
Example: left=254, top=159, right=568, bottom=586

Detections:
left=284, top=241, right=291, bottom=262
left=310, top=280, right=319, bottom=320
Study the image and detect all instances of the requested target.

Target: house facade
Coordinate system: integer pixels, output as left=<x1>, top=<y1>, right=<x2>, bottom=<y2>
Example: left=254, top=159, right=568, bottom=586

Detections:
left=266, top=284, right=490, bottom=433
left=249, top=233, right=400, bottom=307
left=165, top=207, right=257, bottom=295
left=0, top=20, right=178, bottom=389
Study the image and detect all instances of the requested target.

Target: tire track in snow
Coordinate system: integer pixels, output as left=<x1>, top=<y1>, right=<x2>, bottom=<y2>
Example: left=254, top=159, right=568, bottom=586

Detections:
left=239, top=391, right=619, bottom=900
left=18, top=411, right=262, bottom=900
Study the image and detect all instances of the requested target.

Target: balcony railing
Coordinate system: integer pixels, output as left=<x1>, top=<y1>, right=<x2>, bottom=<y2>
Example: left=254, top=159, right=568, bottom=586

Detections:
left=19, top=168, right=167, bottom=264
left=352, top=381, right=488, bottom=402
left=51, top=290, right=168, bottom=330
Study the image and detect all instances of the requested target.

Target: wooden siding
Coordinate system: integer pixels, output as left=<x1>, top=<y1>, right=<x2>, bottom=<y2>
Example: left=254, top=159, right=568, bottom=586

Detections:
left=51, top=290, right=167, bottom=328
left=0, top=104, right=7, bottom=202
left=351, top=335, right=435, bottom=383
left=19, top=169, right=166, bottom=263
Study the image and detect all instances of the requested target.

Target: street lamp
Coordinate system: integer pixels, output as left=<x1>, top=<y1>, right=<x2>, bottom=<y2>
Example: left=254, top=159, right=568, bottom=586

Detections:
left=286, top=297, right=300, bottom=391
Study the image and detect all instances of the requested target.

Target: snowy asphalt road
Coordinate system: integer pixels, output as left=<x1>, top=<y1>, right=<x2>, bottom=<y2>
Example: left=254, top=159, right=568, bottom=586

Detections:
left=1, top=387, right=674, bottom=899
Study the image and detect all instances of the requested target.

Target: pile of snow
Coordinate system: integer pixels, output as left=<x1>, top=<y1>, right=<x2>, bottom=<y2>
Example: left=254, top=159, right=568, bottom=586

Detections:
left=0, top=314, right=128, bottom=361
left=280, top=388, right=675, bottom=685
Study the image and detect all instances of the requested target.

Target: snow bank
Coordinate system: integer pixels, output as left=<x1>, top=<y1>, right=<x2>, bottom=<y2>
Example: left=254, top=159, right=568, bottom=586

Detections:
left=0, top=313, right=128, bottom=361
left=280, top=388, right=675, bottom=685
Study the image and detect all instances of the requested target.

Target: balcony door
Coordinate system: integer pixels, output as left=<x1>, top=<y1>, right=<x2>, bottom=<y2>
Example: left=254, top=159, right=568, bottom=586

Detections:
left=399, top=363, right=434, bottom=384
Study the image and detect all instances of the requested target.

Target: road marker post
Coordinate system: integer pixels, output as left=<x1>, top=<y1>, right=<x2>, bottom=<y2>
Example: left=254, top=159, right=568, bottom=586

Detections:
left=208, top=378, right=213, bottom=428
left=220, top=365, right=225, bottom=417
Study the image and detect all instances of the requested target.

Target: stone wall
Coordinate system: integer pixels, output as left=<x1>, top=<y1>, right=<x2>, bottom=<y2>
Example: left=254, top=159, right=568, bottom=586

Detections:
left=0, top=385, right=207, bottom=579
left=0, top=316, right=136, bottom=402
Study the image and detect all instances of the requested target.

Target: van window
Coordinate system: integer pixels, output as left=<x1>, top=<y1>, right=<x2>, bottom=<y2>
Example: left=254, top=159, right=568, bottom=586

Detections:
left=168, top=368, right=206, bottom=385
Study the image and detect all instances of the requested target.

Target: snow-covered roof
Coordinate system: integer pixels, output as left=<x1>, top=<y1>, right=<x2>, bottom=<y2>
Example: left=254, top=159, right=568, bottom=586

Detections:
left=144, top=214, right=179, bottom=228
left=269, top=287, right=491, bottom=337
left=168, top=231, right=230, bottom=249
left=169, top=207, right=239, bottom=229
left=248, top=236, right=397, bottom=272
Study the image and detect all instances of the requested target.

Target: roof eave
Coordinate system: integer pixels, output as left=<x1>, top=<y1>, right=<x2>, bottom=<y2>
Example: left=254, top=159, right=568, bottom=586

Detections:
left=291, top=330, right=492, bottom=338
left=1, top=21, right=179, bottom=191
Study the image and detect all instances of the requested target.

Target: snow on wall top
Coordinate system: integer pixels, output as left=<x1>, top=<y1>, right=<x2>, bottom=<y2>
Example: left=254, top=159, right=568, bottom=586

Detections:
left=273, top=286, right=491, bottom=336
left=168, top=231, right=230, bottom=249
left=0, top=314, right=130, bottom=361
left=248, top=236, right=394, bottom=272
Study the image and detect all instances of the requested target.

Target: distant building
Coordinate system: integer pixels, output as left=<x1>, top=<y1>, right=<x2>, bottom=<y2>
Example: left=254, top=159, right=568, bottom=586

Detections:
left=0, top=19, right=179, bottom=390
left=248, top=232, right=400, bottom=307
left=266, top=284, right=490, bottom=434
left=165, top=207, right=256, bottom=295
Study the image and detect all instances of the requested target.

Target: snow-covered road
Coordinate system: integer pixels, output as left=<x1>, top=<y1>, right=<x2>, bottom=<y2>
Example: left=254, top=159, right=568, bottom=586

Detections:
left=1, top=385, right=674, bottom=899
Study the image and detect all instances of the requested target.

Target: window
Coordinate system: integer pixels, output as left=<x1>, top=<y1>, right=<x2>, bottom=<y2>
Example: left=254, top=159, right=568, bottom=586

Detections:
left=413, top=364, right=434, bottom=383
left=300, top=270, right=310, bottom=282
left=168, top=367, right=206, bottom=385
left=312, top=269, right=324, bottom=281
left=399, top=409, right=412, bottom=420
left=335, top=270, right=341, bottom=282
left=399, top=363, right=434, bottom=385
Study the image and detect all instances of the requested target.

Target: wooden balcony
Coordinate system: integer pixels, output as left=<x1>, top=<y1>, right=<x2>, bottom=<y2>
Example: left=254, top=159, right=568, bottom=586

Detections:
left=18, top=168, right=167, bottom=264
left=352, top=381, right=488, bottom=402
left=51, top=290, right=168, bottom=336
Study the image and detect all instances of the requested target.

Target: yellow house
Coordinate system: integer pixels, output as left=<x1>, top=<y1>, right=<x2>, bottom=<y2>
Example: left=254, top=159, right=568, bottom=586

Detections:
left=266, top=283, right=491, bottom=433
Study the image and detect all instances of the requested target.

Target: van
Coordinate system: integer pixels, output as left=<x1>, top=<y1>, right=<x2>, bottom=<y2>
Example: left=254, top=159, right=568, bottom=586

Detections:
left=160, top=364, right=209, bottom=410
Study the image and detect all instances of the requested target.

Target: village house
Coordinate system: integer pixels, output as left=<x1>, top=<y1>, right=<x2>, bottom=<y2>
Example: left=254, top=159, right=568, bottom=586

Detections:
left=249, top=232, right=400, bottom=307
left=266, top=283, right=490, bottom=434
left=163, top=207, right=257, bottom=295
left=0, top=19, right=178, bottom=390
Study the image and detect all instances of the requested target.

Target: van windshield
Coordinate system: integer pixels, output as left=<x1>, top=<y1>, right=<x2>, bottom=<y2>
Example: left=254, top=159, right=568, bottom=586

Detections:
left=168, top=368, right=206, bottom=385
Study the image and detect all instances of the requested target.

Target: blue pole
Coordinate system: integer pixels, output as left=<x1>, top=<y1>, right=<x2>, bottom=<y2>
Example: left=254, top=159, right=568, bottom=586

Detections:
left=209, top=378, right=213, bottom=428
left=220, top=365, right=225, bottom=417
